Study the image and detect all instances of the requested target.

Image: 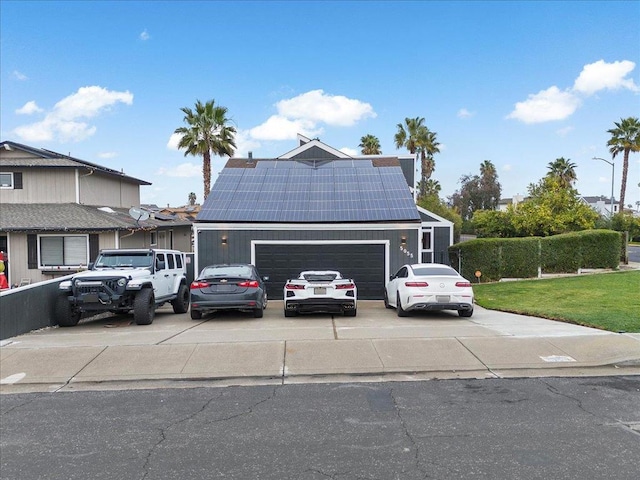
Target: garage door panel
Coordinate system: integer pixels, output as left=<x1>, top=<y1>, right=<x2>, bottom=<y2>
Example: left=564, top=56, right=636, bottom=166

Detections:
left=255, top=244, right=385, bottom=300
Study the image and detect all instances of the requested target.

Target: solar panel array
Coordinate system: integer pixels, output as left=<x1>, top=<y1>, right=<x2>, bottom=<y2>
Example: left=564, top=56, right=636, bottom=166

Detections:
left=197, top=159, right=421, bottom=223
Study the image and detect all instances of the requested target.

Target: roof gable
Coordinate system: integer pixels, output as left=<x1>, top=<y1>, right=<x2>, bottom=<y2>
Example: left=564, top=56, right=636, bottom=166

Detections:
left=0, top=140, right=150, bottom=185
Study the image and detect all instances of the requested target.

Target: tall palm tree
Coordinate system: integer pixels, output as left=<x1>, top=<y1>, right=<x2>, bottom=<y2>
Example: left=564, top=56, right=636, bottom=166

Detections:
left=174, top=99, right=236, bottom=200
left=607, top=117, right=640, bottom=212
left=394, top=117, right=440, bottom=197
left=479, top=160, right=497, bottom=178
left=359, top=134, right=382, bottom=155
left=546, top=157, right=577, bottom=189
left=188, top=192, right=197, bottom=206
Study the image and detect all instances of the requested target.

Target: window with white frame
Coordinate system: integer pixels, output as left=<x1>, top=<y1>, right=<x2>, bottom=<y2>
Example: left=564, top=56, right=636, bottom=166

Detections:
left=421, top=229, right=433, bottom=251
left=0, top=172, right=14, bottom=188
left=150, top=231, right=157, bottom=246
left=39, top=235, right=89, bottom=268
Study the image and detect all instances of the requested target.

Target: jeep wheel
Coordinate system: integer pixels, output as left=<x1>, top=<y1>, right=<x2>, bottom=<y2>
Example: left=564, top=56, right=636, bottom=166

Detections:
left=172, top=284, right=190, bottom=314
left=55, top=294, right=81, bottom=327
left=134, top=288, right=155, bottom=325
left=190, top=309, right=202, bottom=320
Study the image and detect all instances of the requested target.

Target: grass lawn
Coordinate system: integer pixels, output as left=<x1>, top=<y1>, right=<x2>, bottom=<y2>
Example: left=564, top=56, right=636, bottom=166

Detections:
left=473, top=271, right=640, bottom=333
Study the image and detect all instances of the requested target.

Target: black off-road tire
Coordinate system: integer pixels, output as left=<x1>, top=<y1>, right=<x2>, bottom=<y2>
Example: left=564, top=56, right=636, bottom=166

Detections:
left=190, top=309, right=203, bottom=320
left=55, top=294, right=81, bottom=327
left=171, top=284, right=190, bottom=314
left=458, top=308, right=474, bottom=317
left=133, top=288, right=155, bottom=325
left=396, top=294, right=409, bottom=317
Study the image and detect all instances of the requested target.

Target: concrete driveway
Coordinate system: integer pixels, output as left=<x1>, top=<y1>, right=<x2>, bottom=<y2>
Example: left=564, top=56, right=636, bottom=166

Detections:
left=1, top=301, right=639, bottom=393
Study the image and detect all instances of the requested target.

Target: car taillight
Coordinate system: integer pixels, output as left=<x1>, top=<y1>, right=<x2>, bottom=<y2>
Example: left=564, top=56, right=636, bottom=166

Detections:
left=190, top=281, right=208, bottom=289
left=335, top=283, right=355, bottom=289
left=455, top=281, right=472, bottom=287
left=285, top=284, right=305, bottom=290
left=237, top=280, right=259, bottom=288
left=405, top=281, right=428, bottom=287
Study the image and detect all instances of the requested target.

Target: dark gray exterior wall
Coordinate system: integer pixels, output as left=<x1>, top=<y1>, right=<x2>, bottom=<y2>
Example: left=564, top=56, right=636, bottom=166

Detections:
left=195, top=225, right=420, bottom=278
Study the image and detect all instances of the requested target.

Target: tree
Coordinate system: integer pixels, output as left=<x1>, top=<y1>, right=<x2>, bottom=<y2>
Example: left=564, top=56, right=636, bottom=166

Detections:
left=607, top=117, right=640, bottom=212
left=188, top=192, right=197, bottom=206
left=394, top=117, right=440, bottom=198
left=417, top=179, right=441, bottom=198
left=174, top=99, right=236, bottom=200
left=359, top=134, right=381, bottom=155
left=450, top=160, right=501, bottom=221
left=546, top=157, right=577, bottom=188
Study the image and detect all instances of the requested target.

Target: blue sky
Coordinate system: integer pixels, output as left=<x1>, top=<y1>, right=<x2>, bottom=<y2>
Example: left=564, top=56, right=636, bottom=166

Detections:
left=2, top=0, right=639, bottom=209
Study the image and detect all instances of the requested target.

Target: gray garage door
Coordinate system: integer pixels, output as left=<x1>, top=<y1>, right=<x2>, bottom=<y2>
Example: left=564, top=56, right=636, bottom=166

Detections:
left=255, top=243, right=386, bottom=300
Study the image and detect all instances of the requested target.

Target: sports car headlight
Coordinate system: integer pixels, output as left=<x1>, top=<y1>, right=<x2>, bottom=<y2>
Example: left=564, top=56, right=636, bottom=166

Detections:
left=117, top=278, right=127, bottom=287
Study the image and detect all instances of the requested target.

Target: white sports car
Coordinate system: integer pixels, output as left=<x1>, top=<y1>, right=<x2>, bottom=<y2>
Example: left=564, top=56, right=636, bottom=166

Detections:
left=284, top=270, right=357, bottom=317
left=385, top=263, right=474, bottom=317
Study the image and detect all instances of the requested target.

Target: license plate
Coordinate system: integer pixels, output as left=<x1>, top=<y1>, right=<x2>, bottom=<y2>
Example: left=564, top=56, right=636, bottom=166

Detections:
left=83, top=293, right=99, bottom=303
left=314, top=287, right=326, bottom=295
left=436, top=295, right=450, bottom=303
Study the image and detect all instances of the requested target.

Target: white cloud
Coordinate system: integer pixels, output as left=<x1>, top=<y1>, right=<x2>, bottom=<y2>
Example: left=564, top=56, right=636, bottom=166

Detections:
left=233, top=130, right=262, bottom=157
left=98, top=151, right=118, bottom=159
left=503, top=164, right=512, bottom=172
left=556, top=126, right=574, bottom=137
left=507, top=86, right=581, bottom=124
left=12, top=86, right=133, bottom=142
left=13, top=70, right=27, bottom=81
left=250, top=115, right=322, bottom=141
left=457, top=108, right=475, bottom=119
left=573, top=59, right=639, bottom=96
left=140, top=29, right=150, bottom=41
left=276, top=89, right=376, bottom=126
left=166, top=132, right=182, bottom=150
left=157, top=162, right=201, bottom=178
left=340, top=147, right=358, bottom=156
left=16, top=101, right=43, bottom=115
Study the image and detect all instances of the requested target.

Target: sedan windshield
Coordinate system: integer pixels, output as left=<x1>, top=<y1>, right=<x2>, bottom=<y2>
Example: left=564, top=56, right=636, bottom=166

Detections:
left=200, top=266, right=253, bottom=279
left=411, top=266, right=458, bottom=276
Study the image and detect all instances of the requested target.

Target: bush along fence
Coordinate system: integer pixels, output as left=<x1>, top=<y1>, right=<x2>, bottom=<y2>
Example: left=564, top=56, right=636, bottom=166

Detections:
left=448, top=230, right=622, bottom=282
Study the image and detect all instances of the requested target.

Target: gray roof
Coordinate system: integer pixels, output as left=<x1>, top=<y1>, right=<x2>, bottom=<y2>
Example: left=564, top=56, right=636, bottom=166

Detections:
left=0, top=140, right=151, bottom=185
left=197, top=157, right=421, bottom=223
left=0, top=203, right=192, bottom=232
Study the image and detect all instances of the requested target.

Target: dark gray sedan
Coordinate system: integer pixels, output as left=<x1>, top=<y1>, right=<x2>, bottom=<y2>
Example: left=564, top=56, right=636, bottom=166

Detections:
left=189, top=264, right=268, bottom=319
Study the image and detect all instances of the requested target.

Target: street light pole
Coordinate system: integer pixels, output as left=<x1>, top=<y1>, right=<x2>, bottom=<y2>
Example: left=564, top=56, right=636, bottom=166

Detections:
left=593, top=157, right=615, bottom=218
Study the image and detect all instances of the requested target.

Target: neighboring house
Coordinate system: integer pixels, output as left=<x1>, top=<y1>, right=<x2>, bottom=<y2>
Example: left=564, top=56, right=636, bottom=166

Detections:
left=0, top=140, right=192, bottom=286
left=497, top=194, right=525, bottom=212
left=580, top=195, right=619, bottom=217
left=193, top=135, right=454, bottom=300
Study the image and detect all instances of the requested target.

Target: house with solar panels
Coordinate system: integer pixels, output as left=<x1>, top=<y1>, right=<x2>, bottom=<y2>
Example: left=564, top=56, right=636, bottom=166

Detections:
left=193, top=135, right=454, bottom=300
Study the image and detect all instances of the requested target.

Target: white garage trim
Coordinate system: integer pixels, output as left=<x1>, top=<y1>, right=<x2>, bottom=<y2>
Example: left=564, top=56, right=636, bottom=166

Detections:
left=251, top=240, right=390, bottom=285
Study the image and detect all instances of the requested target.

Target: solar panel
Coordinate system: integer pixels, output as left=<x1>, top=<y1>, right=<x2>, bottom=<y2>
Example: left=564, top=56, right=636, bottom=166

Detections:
left=197, top=158, right=420, bottom=222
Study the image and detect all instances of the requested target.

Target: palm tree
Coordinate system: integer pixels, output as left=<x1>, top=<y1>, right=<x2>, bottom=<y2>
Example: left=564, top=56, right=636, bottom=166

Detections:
left=394, top=117, right=440, bottom=197
left=174, top=99, right=236, bottom=200
left=546, top=157, right=577, bottom=188
left=188, top=192, right=197, bottom=206
left=607, top=117, right=640, bottom=212
left=359, top=134, right=382, bottom=155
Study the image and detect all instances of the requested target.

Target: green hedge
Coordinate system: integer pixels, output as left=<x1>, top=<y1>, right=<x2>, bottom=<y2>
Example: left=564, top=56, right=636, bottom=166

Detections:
left=449, top=230, right=621, bottom=281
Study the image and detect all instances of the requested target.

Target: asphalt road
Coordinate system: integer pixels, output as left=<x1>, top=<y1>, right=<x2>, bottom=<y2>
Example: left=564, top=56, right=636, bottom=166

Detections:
left=2, top=377, right=639, bottom=480
left=628, top=245, right=640, bottom=263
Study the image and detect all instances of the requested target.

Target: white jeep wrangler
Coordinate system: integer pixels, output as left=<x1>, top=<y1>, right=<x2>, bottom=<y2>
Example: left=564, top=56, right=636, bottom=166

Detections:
left=56, top=248, right=190, bottom=326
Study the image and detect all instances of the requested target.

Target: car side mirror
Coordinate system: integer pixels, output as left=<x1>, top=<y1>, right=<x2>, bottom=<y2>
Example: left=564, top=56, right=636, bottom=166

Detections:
left=88, top=262, right=95, bottom=270
left=263, top=276, right=270, bottom=282
left=155, top=259, right=166, bottom=271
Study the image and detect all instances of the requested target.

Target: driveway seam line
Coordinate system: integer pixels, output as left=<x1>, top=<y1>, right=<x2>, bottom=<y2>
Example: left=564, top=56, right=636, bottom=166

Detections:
left=55, top=345, right=108, bottom=392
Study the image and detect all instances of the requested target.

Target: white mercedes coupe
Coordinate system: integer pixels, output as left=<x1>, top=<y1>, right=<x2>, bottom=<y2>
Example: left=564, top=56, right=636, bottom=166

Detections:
left=385, top=263, right=474, bottom=317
